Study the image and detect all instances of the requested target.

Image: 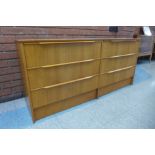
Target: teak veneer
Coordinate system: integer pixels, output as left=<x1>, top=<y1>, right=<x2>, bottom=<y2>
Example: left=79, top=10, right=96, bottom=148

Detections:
left=17, top=38, right=140, bottom=122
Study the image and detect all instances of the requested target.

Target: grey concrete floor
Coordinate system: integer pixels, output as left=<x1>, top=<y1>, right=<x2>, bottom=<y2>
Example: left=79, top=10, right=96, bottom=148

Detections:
left=0, top=60, right=155, bottom=128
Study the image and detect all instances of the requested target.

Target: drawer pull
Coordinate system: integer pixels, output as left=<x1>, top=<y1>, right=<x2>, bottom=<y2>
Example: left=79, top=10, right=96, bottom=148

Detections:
left=39, top=41, right=96, bottom=45
left=107, top=66, right=135, bottom=74
left=110, top=39, right=136, bottom=42
left=27, top=59, right=99, bottom=70
left=24, top=41, right=96, bottom=45
left=41, top=59, right=99, bottom=68
left=43, top=74, right=98, bottom=89
left=103, top=53, right=136, bottom=59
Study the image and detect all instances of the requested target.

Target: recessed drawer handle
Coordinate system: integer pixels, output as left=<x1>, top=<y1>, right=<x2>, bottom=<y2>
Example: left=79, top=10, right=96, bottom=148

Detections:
left=107, top=66, right=135, bottom=74
left=27, top=59, right=99, bottom=70
left=43, top=74, right=98, bottom=89
left=110, top=39, right=136, bottom=42
left=104, top=53, right=136, bottom=59
left=39, top=41, right=96, bottom=44
left=41, top=59, right=98, bottom=68
left=23, top=41, right=96, bottom=45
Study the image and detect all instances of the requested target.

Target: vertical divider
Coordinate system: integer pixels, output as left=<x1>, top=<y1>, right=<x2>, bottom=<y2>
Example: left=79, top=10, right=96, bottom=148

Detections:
left=96, top=41, right=102, bottom=98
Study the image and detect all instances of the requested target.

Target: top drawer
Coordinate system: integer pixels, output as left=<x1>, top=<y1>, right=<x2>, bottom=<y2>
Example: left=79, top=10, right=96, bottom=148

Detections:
left=101, top=40, right=139, bottom=58
left=23, top=41, right=101, bottom=68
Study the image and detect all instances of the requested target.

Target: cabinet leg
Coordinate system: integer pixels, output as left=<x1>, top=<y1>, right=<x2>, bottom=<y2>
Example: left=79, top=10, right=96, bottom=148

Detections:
left=96, top=89, right=99, bottom=99
left=130, top=77, right=134, bottom=85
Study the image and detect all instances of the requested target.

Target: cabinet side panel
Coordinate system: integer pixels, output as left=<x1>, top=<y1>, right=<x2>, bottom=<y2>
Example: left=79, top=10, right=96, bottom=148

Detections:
left=16, top=42, right=35, bottom=121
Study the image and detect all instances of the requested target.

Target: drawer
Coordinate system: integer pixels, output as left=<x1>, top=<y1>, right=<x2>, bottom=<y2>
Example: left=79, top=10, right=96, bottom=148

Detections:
left=31, top=75, right=98, bottom=108
left=101, top=40, right=139, bottom=58
left=99, top=66, right=135, bottom=87
left=27, top=60, right=100, bottom=90
left=100, top=54, right=137, bottom=73
left=24, top=41, right=101, bottom=68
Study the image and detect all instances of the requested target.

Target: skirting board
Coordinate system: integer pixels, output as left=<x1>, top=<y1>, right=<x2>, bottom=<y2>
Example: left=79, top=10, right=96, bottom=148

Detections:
left=98, top=78, right=132, bottom=97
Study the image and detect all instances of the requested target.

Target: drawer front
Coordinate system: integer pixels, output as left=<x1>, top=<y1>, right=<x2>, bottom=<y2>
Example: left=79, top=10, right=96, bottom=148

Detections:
left=99, top=67, right=135, bottom=87
left=31, top=75, right=98, bottom=108
left=28, top=60, right=100, bottom=90
left=101, top=40, right=139, bottom=58
left=24, top=41, right=101, bottom=68
left=100, top=54, right=137, bottom=73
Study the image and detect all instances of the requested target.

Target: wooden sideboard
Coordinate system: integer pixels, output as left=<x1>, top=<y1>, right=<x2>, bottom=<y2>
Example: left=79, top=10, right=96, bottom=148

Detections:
left=16, top=38, right=140, bottom=122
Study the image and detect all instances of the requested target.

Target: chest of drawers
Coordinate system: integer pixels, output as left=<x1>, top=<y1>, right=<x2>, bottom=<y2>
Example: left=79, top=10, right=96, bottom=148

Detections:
left=17, top=39, right=139, bottom=122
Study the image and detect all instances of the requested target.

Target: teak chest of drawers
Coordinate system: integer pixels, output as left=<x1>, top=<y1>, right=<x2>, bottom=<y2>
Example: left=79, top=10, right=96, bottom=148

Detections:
left=17, top=38, right=140, bottom=122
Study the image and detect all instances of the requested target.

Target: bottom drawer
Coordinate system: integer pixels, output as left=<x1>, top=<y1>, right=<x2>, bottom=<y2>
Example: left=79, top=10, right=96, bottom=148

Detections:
left=31, top=75, right=98, bottom=108
left=33, top=90, right=97, bottom=121
left=99, top=66, right=135, bottom=87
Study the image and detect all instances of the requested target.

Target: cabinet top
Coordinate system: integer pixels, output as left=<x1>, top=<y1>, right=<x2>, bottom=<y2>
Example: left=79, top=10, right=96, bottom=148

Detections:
left=16, top=38, right=140, bottom=43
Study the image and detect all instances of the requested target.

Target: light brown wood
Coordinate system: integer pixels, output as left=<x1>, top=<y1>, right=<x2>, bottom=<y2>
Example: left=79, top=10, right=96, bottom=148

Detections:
left=16, top=38, right=139, bottom=122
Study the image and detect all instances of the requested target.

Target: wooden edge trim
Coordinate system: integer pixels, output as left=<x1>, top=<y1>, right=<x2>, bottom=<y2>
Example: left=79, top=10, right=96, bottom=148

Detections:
left=16, top=38, right=140, bottom=43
